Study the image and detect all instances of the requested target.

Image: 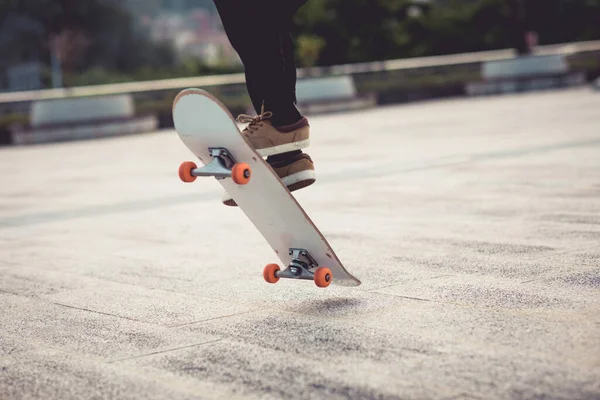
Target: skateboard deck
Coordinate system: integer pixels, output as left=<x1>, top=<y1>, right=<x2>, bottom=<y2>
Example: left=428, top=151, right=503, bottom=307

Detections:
left=172, top=88, right=360, bottom=287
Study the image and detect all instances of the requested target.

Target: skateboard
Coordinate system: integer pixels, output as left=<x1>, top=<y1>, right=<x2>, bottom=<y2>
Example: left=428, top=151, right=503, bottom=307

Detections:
left=172, top=88, right=361, bottom=288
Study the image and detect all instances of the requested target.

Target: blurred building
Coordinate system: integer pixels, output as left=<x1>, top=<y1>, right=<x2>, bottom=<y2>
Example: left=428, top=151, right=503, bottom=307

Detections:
left=140, top=7, right=240, bottom=67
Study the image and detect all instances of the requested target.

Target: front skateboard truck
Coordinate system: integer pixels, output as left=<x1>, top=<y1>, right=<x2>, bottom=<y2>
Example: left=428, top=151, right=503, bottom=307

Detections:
left=179, top=147, right=251, bottom=184
left=263, top=248, right=333, bottom=288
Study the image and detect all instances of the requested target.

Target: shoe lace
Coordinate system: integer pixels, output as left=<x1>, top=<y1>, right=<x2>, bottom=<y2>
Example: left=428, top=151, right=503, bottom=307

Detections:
left=237, top=104, right=273, bottom=135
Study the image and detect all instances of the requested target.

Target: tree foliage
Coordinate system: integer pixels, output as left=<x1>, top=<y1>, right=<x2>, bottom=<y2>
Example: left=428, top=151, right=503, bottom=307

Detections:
left=2, top=0, right=599, bottom=87
left=0, top=0, right=176, bottom=74
left=292, top=0, right=600, bottom=66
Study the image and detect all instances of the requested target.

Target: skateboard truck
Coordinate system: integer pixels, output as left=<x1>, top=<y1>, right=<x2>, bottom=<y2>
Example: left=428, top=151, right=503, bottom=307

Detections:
left=179, top=147, right=251, bottom=185
left=264, top=248, right=333, bottom=288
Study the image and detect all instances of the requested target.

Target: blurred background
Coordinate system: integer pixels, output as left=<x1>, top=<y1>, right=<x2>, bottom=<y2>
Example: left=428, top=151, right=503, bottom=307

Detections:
left=1, top=0, right=599, bottom=145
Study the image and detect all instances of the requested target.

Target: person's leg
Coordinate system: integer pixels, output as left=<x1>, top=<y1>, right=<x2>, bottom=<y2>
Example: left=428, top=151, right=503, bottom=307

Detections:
left=264, top=7, right=303, bottom=127
left=213, top=0, right=315, bottom=206
left=212, top=0, right=260, bottom=109
left=264, top=27, right=304, bottom=163
left=265, top=29, right=302, bottom=127
left=277, top=0, right=309, bottom=107
left=213, top=0, right=302, bottom=126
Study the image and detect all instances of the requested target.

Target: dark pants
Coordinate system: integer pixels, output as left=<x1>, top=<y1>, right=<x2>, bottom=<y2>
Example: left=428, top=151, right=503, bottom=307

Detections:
left=213, top=0, right=308, bottom=126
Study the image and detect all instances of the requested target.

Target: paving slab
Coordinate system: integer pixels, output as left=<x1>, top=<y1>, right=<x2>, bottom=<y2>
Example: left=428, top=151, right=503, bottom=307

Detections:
left=0, top=347, right=244, bottom=400
left=0, top=293, right=219, bottom=360
left=1, top=88, right=600, bottom=399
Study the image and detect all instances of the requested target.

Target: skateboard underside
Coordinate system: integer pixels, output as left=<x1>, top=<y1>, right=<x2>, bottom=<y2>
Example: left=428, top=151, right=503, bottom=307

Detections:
left=172, top=88, right=360, bottom=287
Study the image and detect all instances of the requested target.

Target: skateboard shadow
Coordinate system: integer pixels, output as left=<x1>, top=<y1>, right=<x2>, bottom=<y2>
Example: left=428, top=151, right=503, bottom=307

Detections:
left=290, top=297, right=364, bottom=317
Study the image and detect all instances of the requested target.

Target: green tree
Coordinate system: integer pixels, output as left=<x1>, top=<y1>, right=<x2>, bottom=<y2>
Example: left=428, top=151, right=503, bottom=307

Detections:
left=292, top=0, right=600, bottom=66
left=296, top=35, right=326, bottom=67
left=0, top=0, right=176, bottom=78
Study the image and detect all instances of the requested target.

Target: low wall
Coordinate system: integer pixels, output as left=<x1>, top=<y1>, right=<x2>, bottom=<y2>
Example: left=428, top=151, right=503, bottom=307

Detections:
left=466, top=54, right=587, bottom=96
left=9, top=94, right=158, bottom=145
left=1, top=41, right=599, bottom=145
left=12, top=116, right=158, bottom=145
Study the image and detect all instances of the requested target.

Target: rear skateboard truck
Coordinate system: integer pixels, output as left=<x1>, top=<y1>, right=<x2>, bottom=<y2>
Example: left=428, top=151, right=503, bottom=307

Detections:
left=263, top=248, right=333, bottom=288
left=179, top=147, right=251, bottom=184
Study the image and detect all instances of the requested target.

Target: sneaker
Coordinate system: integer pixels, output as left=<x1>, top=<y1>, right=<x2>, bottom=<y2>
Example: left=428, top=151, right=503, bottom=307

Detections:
left=237, top=109, right=310, bottom=157
left=222, top=152, right=316, bottom=207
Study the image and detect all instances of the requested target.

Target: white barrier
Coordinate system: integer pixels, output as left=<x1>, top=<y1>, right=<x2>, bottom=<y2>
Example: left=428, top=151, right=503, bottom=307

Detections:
left=12, top=116, right=157, bottom=145
left=296, top=76, right=357, bottom=101
left=482, top=54, right=568, bottom=80
left=1, top=40, right=598, bottom=105
left=466, top=53, right=587, bottom=96
left=30, top=94, right=134, bottom=127
left=11, top=93, right=158, bottom=145
left=295, top=75, right=376, bottom=115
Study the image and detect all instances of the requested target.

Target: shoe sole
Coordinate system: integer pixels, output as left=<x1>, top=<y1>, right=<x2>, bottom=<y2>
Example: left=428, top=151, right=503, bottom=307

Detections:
left=255, top=139, right=310, bottom=157
left=223, top=169, right=315, bottom=207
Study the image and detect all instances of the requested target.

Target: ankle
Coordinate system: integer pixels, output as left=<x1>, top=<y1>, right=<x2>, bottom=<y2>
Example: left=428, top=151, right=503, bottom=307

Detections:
left=267, top=150, right=302, bottom=163
left=266, top=102, right=304, bottom=127
left=273, top=117, right=309, bottom=132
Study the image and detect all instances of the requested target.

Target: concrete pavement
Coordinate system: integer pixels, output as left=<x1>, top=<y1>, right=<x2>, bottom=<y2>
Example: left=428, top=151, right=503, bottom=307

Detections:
left=1, top=87, right=599, bottom=399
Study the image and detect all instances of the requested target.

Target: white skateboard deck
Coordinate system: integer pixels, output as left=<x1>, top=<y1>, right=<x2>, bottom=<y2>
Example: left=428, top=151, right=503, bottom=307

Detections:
left=172, top=88, right=360, bottom=287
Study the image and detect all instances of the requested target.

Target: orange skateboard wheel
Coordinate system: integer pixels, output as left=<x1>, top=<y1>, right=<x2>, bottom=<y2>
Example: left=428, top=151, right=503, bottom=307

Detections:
left=179, top=161, right=197, bottom=183
left=314, top=267, right=332, bottom=288
left=263, top=263, right=280, bottom=284
left=231, top=163, right=251, bottom=185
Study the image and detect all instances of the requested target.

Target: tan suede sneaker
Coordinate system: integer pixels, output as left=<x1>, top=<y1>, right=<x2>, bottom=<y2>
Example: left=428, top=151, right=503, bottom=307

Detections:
left=222, top=153, right=315, bottom=207
left=237, top=110, right=310, bottom=157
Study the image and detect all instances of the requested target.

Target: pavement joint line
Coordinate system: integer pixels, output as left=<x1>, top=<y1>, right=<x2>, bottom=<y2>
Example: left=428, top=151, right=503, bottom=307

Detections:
left=363, top=275, right=456, bottom=292
left=168, top=309, right=265, bottom=328
left=520, top=267, right=600, bottom=285
left=2, top=262, right=268, bottom=306
left=107, top=338, right=223, bottom=364
left=1, top=262, right=264, bottom=310
left=5, top=262, right=357, bottom=316
left=370, top=289, right=542, bottom=313
left=520, top=279, right=538, bottom=284
left=9, top=290, right=236, bottom=331
left=0, top=341, right=255, bottom=400
left=0, top=331, right=215, bottom=370
left=375, top=289, right=599, bottom=316
left=425, top=274, right=454, bottom=280
left=50, top=296, right=265, bottom=328
left=363, top=283, right=406, bottom=292
left=1, top=281, right=271, bottom=330
left=369, top=291, right=435, bottom=303
left=50, top=302, right=142, bottom=323
left=523, top=244, right=600, bottom=261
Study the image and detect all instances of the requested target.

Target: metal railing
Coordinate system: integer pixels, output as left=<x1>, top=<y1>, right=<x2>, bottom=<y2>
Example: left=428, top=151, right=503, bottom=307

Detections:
left=1, top=40, right=599, bottom=105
